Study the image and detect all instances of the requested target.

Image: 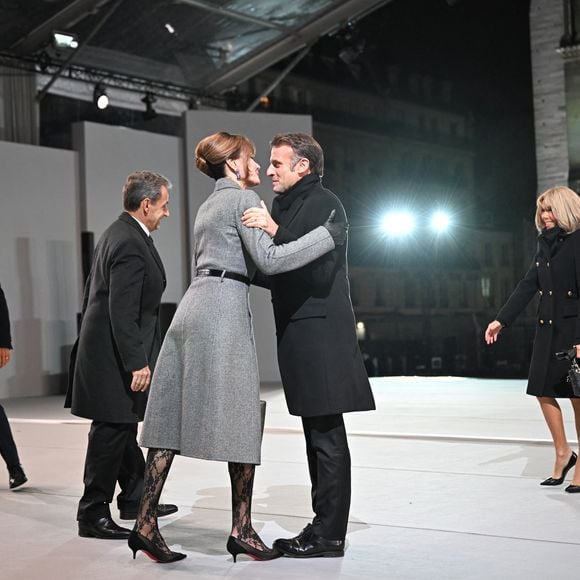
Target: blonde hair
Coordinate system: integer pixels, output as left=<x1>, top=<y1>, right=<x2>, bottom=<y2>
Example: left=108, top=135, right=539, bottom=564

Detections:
left=195, top=131, right=256, bottom=179
left=535, top=186, right=580, bottom=233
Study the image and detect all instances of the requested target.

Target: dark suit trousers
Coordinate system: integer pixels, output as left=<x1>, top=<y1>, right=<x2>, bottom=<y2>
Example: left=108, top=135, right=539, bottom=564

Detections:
left=302, top=414, right=351, bottom=540
left=0, top=404, right=21, bottom=468
left=77, top=421, right=145, bottom=521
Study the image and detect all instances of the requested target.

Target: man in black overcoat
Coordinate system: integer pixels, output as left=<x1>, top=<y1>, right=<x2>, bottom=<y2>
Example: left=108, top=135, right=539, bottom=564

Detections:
left=66, top=171, right=177, bottom=539
left=0, top=284, right=27, bottom=489
left=244, top=133, right=375, bottom=557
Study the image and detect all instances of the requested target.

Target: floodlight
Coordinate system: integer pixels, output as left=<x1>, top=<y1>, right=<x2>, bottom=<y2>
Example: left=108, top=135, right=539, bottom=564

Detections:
left=93, top=84, right=109, bottom=110
left=430, top=211, right=451, bottom=233
left=52, top=31, right=79, bottom=49
left=381, top=210, right=416, bottom=236
left=142, top=92, right=157, bottom=120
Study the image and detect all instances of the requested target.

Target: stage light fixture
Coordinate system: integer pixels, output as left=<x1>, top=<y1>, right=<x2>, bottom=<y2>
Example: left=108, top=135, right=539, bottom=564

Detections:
left=381, top=210, right=415, bottom=236
left=93, top=84, right=109, bottom=110
left=142, top=92, right=157, bottom=120
left=52, top=31, right=79, bottom=49
left=430, top=210, right=451, bottom=233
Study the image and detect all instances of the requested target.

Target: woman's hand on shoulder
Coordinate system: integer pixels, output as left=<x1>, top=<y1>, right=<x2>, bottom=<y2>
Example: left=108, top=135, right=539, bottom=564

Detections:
left=484, top=320, right=503, bottom=344
left=242, top=200, right=279, bottom=237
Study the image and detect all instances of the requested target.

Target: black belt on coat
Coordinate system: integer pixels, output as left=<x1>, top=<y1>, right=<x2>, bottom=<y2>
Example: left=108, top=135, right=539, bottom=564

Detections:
left=196, top=269, right=250, bottom=286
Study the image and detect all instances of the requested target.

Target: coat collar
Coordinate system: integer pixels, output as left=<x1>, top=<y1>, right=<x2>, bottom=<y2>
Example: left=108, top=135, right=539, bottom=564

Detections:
left=214, top=177, right=242, bottom=192
left=274, top=174, right=320, bottom=212
left=118, top=212, right=166, bottom=281
left=118, top=211, right=149, bottom=240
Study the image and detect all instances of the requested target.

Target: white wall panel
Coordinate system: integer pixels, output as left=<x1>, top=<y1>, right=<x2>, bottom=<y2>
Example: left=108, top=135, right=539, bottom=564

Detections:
left=73, top=122, right=187, bottom=303
left=0, top=141, right=79, bottom=398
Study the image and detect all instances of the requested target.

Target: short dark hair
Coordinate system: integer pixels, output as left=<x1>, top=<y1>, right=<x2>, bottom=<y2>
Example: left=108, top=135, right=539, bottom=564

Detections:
left=270, top=132, right=324, bottom=177
left=122, top=171, right=171, bottom=211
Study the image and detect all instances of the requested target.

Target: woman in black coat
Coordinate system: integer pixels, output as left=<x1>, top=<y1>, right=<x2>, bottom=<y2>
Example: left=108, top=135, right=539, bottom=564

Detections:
left=485, top=186, right=580, bottom=491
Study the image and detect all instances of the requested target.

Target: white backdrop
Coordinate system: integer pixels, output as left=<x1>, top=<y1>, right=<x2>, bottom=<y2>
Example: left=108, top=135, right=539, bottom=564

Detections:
left=0, top=141, right=79, bottom=397
left=0, top=111, right=312, bottom=398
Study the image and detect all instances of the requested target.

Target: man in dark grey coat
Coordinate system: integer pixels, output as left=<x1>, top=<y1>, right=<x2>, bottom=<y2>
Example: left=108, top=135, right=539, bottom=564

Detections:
left=243, top=133, right=375, bottom=557
left=0, top=284, right=27, bottom=489
left=66, top=171, right=177, bottom=539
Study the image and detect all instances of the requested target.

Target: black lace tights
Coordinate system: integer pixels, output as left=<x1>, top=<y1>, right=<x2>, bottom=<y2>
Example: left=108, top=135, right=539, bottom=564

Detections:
left=228, top=461, right=267, bottom=551
left=135, top=450, right=267, bottom=553
left=135, top=448, right=175, bottom=555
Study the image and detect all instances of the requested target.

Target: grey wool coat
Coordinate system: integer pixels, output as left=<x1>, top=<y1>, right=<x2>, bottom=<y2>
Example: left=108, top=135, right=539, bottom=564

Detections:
left=140, top=178, right=335, bottom=464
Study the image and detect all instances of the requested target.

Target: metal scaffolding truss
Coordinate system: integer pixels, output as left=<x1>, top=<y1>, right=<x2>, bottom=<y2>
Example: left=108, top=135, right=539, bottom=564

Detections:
left=1, top=0, right=391, bottom=100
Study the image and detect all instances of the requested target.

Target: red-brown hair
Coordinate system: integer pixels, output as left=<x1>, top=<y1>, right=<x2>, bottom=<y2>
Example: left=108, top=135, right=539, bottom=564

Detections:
left=195, top=131, right=256, bottom=179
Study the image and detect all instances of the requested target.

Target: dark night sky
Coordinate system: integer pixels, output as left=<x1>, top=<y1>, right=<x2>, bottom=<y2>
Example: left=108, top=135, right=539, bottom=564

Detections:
left=292, top=0, right=537, bottom=229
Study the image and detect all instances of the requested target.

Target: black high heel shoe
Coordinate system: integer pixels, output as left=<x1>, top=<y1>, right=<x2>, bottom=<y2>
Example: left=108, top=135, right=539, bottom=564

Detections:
left=226, top=535, right=282, bottom=562
left=540, top=451, right=577, bottom=486
left=128, top=530, right=186, bottom=563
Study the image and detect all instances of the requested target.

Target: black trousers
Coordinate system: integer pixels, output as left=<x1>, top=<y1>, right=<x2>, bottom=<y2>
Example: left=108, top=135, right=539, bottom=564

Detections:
left=302, top=414, right=351, bottom=540
left=77, top=421, right=145, bottom=521
left=0, top=404, right=20, bottom=468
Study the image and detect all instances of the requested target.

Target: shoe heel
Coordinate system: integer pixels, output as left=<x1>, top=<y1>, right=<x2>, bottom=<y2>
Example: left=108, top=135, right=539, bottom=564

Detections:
left=226, top=536, right=243, bottom=563
left=128, top=531, right=186, bottom=564
left=226, top=535, right=281, bottom=562
left=128, top=532, right=141, bottom=560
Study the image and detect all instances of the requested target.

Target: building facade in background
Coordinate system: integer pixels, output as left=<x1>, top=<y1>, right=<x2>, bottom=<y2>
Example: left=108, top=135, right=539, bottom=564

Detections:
left=239, top=67, right=538, bottom=377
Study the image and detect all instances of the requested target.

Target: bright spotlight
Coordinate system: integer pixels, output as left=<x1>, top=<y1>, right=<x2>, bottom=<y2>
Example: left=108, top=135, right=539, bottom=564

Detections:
left=52, top=31, right=79, bottom=50
left=93, top=83, right=109, bottom=110
left=431, top=211, right=451, bottom=232
left=381, top=210, right=416, bottom=236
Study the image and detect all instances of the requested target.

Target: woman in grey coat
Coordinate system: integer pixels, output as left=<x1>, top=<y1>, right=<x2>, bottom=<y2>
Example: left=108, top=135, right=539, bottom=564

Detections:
left=129, top=132, right=344, bottom=564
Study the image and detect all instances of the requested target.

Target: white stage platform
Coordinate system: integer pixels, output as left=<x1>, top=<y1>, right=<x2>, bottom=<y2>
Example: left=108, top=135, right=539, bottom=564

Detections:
left=1, top=376, right=580, bottom=579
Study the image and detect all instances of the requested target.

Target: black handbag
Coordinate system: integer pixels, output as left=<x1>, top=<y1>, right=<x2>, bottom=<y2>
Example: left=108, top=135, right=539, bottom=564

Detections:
left=555, top=348, right=580, bottom=396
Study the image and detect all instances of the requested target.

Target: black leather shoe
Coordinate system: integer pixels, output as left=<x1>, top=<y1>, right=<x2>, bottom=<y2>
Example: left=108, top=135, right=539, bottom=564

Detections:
left=540, top=452, right=577, bottom=486
left=565, top=484, right=580, bottom=493
left=78, top=516, right=132, bottom=539
left=8, top=465, right=27, bottom=490
left=119, top=503, right=178, bottom=520
left=274, top=524, right=344, bottom=558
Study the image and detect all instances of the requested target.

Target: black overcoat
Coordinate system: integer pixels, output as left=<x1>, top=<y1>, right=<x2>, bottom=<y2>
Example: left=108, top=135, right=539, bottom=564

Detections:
left=496, top=228, right=580, bottom=397
left=65, top=213, right=166, bottom=422
left=270, top=174, right=376, bottom=417
left=0, top=285, right=12, bottom=349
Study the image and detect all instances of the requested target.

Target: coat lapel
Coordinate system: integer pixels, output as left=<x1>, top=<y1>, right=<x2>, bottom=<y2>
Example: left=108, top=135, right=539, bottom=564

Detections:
left=146, top=236, right=166, bottom=283
left=118, top=213, right=166, bottom=283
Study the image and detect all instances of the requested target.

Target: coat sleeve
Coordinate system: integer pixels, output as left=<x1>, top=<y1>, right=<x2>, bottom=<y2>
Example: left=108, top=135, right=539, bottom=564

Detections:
left=0, top=285, right=12, bottom=349
left=495, top=257, right=538, bottom=327
left=308, top=197, right=346, bottom=289
left=108, top=239, right=148, bottom=372
left=236, top=190, right=335, bottom=275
